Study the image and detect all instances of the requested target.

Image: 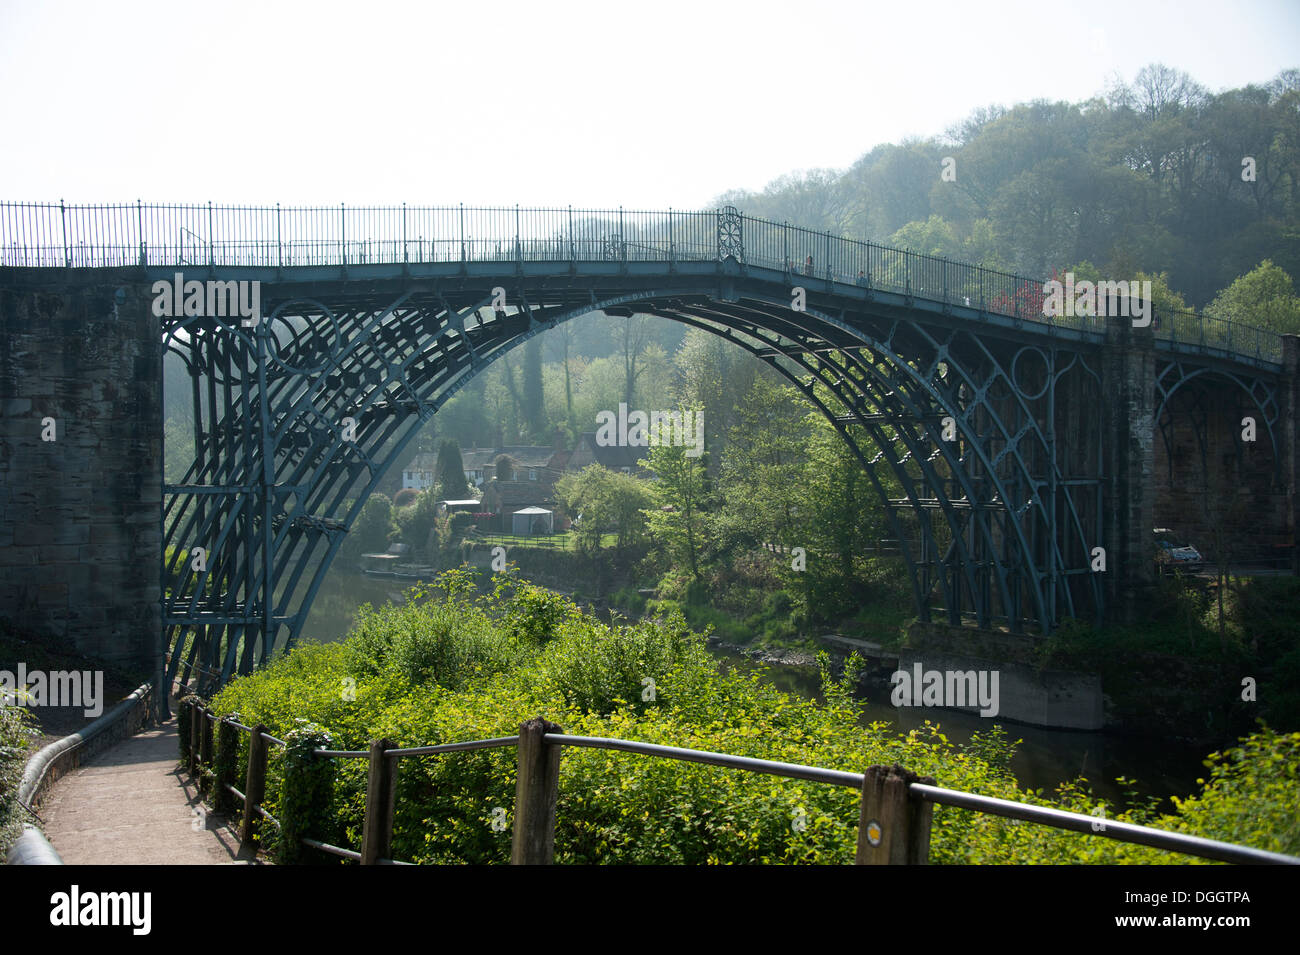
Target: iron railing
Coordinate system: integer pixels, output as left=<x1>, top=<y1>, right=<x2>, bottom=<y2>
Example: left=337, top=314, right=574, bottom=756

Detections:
left=180, top=698, right=1299, bottom=866
left=0, top=201, right=1283, bottom=365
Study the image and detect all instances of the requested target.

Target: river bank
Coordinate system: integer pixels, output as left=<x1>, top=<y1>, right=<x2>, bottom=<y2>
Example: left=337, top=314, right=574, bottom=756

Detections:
left=293, top=569, right=1214, bottom=810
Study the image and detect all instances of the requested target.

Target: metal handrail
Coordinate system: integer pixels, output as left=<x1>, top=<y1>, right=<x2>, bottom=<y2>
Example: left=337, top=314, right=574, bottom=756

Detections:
left=909, top=783, right=1298, bottom=866
left=544, top=733, right=864, bottom=788
left=0, top=201, right=1282, bottom=365
left=385, top=736, right=521, bottom=758
left=187, top=695, right=1300, bottom=866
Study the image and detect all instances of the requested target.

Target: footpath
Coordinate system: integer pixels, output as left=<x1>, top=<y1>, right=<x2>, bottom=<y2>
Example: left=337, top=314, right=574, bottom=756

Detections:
left=39, top=718, right=259, bottom=865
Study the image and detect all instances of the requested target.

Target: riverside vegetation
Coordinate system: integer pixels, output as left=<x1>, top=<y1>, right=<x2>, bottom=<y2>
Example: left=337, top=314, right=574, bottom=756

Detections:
left=203, top=569, right=1300, bottom=865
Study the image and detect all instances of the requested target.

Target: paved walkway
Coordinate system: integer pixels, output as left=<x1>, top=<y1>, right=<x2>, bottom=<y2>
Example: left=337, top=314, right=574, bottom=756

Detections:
left=40, top=719, right=260, bottom=865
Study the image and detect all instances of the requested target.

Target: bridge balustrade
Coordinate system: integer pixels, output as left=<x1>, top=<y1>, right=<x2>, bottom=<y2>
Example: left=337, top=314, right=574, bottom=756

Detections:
left=0, top=201, right=1281, bottom=365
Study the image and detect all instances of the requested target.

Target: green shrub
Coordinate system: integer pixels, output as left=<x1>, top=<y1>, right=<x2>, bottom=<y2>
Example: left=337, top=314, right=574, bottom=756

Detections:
left=611, top=586, right=647, bottom=616
left=500, top=580, right=581, bottom=648
left=0, top=703, right=38, bottom=853
left=1169, top=725, right=1300, bottom=855
left=345, top=597, right=524, bottom=689
left=763, top=590, right=793, bottom=618
left=274, top=723, right=339, bottom=864
left=532, top=609, right=712, bottom=716
left=205, top=585, right=1300, bottom=865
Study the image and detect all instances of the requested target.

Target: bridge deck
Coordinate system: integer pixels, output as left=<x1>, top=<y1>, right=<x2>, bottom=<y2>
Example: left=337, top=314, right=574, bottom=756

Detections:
left=39, top=720, right=259, bottom=865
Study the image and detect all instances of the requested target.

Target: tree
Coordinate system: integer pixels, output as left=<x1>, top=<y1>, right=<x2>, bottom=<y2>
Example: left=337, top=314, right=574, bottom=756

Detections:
left=522, top=337, right=546, bottom=440
left=794, top=408, right=896, bottom=622
left=618, top=313, right=654, bottom=408
left=395, top=488, right=439, bottom=557
left=642, top=434, right=711, bottom=583
left=716, top=373, right=809, bottom=551
left=493, top=454, right=515, bottom=483
left=340, top=493, right=395, bottom=562
left=1207, top=261, right=1300, bottom=335
left=545, top=320, right=581, bottom=439
left=888, top=215, right=962, bottom=259
left=673, top=329, right=759, bottom=478
left=435, top=439, right=470, bottom=499
left=556, top=464, right=653, bottom=554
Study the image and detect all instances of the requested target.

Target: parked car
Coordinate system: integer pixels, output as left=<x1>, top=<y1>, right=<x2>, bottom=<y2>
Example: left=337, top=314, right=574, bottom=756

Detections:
left=1153, top=527, right=1204, bottom=574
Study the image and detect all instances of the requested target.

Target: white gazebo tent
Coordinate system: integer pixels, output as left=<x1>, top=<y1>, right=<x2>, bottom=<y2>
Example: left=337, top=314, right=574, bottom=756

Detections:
left=510, top=506, right=554, bottom=536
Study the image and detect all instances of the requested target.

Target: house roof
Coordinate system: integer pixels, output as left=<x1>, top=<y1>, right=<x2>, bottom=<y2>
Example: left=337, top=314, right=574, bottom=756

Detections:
left=404, top=453, right=438, bottom=471
left=483, top=482, right=554, bottom=508
left=574, top=433, right=646, bottom=471
left=462, top=446, right=566, bottom=470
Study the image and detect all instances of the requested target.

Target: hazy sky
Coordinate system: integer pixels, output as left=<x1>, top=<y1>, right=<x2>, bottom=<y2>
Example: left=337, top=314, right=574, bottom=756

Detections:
left=1, top=0, right=1296, bottom=209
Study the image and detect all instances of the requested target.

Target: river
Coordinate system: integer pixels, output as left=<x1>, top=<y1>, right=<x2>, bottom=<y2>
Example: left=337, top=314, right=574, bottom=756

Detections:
left=298, top=569, right=1209, bottom=810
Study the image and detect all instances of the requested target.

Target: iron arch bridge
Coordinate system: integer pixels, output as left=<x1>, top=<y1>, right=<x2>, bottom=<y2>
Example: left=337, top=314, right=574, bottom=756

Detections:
left=2, top=202, right=1284, bottom=694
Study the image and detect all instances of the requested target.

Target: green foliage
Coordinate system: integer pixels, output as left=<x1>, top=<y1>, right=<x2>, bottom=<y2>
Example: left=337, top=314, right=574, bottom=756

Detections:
left=1207, top=260, right=1300, bottom=335
left=177, top=693, right=200, bottom=761
left=555, top=464, right=653, bottom=554
left=207, top=583, right=1300, bottom=864
left=961, top=725, right=1021, bottom=782
left=1170, top=726, right=1300, bottom=855
left=435, top=439, right=471, bottom=499
left=274, top=723, right=338, bottom=864
left=532, top=609, right=712, bottom=717
left=1040, top=573, right=1300, bottom=737
left=0, top=702, right=39, bottom=853
left=642, top=435, right=712, bottom=582
left=499, top=578, right=581, bottom=648
left=339, top=493, right=394, bottom=563
left=610, top=586, right=647, bottom=616
left=344, top=588, right=525, bottom=689
left=394, top=488, right=440, bottom=557
left=212, top=714, right=241, bottom=815
left=714, top=374, right=808, bottom=555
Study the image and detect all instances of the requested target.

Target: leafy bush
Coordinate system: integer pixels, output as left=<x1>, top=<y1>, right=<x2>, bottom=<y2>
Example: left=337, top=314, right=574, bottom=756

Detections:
left=205, top=583, right=1300, bottom=865
left=531, top=609, right=712, bottom=716
left=274, top=722, right=338, bottom=864
left=610, top=586, right=647, bottom=616
left=1169, top=725, right=1300, bottom=855
left=499, top=579, right=580, bottom=648
left=0, top=703, right=38, bottom=853
left=345, top=595, right=524, bottom=689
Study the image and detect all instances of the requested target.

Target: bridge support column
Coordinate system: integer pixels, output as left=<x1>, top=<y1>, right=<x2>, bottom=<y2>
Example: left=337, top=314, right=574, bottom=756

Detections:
left=0, top=275, right=162, bottom=695
left=1282, top=336, right=1300, bottom=575
left=1101, top=314, right=1156, bottom=624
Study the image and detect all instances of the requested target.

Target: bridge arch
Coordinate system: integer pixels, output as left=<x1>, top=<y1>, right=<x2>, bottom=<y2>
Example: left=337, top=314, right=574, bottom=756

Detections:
left=162, top=283, right=1104, bottom=693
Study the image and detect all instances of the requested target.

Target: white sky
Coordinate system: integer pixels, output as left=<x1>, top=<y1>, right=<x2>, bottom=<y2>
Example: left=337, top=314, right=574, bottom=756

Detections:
left=1, top=0, right=1297, bottom=209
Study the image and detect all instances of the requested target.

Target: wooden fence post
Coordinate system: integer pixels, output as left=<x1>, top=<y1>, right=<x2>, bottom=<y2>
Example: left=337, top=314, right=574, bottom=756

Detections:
left=239, top=724, right=269, bottom=847
left=199, top=710, right=214, bottom=788
left=215, top=717, right=238, bottom=814
left=360, top=738, right=399, bottom=865
left=855, top=764, right=935, bottom=864
left=188, top=702, right=201, bottom=777
left=511, top=717, right=563, bottom=864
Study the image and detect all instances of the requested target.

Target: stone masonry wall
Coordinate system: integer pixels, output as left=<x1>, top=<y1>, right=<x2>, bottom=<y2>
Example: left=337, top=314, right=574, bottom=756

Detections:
left=0, top=271, right=160, bottom=675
